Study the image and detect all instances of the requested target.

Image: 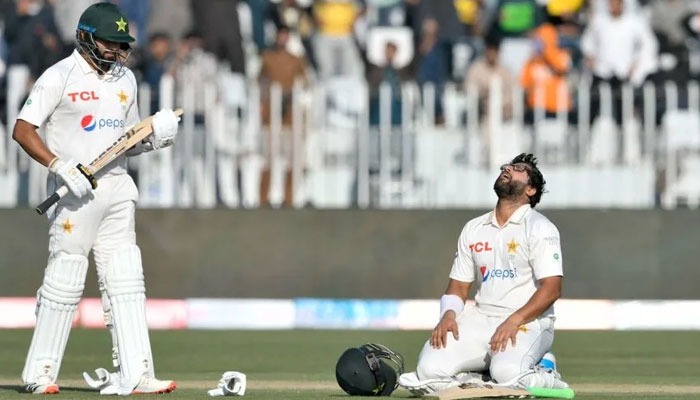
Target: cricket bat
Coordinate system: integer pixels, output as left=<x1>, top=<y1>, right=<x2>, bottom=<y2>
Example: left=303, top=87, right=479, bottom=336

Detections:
left=35, top=108, right=184, bottom=215
left=428, top=383, right=576, bottom=399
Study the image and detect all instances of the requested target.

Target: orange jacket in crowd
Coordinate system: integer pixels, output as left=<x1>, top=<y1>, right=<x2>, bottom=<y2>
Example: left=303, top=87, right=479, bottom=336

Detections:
left=521, top=23, right=572, bottom=113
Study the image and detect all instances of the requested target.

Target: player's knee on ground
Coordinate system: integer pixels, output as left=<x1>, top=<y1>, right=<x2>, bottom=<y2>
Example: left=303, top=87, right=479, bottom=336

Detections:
left=416, top=346, right=457, bottom=381
left=489, top=362, right=524, bottom=386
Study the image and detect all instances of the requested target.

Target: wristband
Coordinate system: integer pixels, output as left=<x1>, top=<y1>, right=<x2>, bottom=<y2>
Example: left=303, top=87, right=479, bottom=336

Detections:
left=440, top=294, right=464, bottom=318
left=48, top=156, right=60, bottom=170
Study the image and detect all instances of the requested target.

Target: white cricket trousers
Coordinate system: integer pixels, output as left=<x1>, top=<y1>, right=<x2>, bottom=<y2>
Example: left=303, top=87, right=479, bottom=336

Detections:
left=47, top=173, right=139, bottom=279
left=416, top=305, right=554, bottom=384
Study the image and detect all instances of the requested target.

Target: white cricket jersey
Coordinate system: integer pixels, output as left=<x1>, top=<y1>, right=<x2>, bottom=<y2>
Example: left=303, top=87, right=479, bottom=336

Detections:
left=449, top=204, right=563, bottom=317
left=18, top=50, right=141, bottom=177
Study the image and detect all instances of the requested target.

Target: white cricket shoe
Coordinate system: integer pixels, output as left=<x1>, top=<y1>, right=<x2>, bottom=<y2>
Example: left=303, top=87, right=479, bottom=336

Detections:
left=398, top=372, right=455, bottom=396
left=132, top=376, right=177, bottom=394
left=85, top=368, right=176, bottom=395
left=24, top=382, right=59, bottom=394
left=534, top=352, right=569, bottom=389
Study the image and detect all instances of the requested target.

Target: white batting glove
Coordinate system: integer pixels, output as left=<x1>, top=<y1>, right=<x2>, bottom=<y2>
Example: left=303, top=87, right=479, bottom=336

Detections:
left=149, top=109, right=180, bottom=149
left=48, top=157, right=96, bottom=198
left=207, top=371, right=246, bottom=396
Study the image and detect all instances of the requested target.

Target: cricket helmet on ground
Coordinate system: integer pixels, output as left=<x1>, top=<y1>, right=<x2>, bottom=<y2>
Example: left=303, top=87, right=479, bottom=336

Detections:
left=335, top=343, right=405, bottom=396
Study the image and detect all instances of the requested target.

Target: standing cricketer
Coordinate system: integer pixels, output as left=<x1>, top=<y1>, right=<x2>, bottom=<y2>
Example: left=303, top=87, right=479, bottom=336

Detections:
left=399, top=153, right=570, bottom=395
left=12, top=2, right=180, bottom=395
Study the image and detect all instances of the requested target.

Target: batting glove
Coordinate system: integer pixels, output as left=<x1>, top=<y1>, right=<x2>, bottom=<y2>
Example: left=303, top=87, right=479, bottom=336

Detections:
left=49, top=157, right=96, bottom=198
left=207, top=371, right=246, bottom=396
left=150, top=109, right=180, bottom=149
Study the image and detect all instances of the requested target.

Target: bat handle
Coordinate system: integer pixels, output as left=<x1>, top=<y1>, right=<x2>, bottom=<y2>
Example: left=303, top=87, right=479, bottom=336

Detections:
left=35, top=185, right=69, bottom=215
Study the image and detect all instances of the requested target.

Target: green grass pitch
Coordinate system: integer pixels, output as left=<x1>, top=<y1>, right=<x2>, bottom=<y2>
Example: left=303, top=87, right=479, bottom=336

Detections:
left=0, top=329, right=697, bottom=399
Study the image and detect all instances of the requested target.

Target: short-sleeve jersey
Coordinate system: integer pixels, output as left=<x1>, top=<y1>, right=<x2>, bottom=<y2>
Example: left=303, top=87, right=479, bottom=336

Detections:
left=17, top=50, right=141, bottom=177
left=449, top=204, right=563, bottom=317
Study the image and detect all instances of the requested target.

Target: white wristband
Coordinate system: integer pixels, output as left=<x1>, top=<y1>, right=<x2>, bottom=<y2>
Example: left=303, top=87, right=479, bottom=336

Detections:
left=440, top=294, right=464, bottom=318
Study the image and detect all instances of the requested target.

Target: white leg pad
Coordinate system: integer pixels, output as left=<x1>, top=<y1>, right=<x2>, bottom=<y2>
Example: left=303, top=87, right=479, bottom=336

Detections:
left=102, top=245, right=154, bottom=395
left=22, top=254, right=88, bottom=385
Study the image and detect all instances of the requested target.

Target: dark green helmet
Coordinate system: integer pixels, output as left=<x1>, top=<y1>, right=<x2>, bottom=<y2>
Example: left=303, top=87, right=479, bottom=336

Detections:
left=335, top=343, right=405, bottom=396
left=75, top=3, right=134, bottom=76
left=77, top=2, right=135, bottom=43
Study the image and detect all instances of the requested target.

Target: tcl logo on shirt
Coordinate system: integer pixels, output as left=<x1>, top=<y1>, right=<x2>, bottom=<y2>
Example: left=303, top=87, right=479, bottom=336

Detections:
left=80, top=115, right=125, bottom=132
left=68, top=91, right=99, bottom=102
left=480, top=266, right=518, bottom=282
left=469, top=241, right=492, bottom=253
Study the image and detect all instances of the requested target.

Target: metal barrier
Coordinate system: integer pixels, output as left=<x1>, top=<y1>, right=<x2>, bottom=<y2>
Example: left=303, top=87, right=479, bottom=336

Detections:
left=2, top=67, right=699, bottom=209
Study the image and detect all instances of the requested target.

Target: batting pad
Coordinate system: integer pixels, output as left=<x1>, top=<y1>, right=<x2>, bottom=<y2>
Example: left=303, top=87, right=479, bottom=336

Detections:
left=22, top=254, right=88, bottom=384
left=103, top=245, right=153, bottom=394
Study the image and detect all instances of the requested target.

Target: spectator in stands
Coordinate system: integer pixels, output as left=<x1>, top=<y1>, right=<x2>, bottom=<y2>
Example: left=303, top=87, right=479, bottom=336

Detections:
left=244, top=0, right=270, bottom=51
left=544, top=0, right=585, bottom=68
left=170, top=29, right=218, bottom=125
left=190, top=0, right=246, bottom=74
left=581, top=0, right=658, bottom=87
left=312, top=0, right=363, bottom=80
left=521, top=21, right=572, bottom=124
left=483, top=0, right=543, bottom=40
left=466, top=33, right=514, bottom=122
left=259, top=25, right=309, bottom=126
left=258, top=25, right=309, bottom=207
left=367, top=40, right=414, bottom=126
left=134, top=32, right=174, bottom=113
left=267, top=0, right=316, bottom=70
left=581, top=0, right=658, bottom=125
left=415, top=17, right=448, bottom=124
left=4, top=0, right=64, bottom=81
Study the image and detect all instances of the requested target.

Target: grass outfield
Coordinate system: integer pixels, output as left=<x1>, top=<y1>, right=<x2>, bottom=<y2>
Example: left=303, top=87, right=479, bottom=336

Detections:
left=0, top=330, right=697, bottom=399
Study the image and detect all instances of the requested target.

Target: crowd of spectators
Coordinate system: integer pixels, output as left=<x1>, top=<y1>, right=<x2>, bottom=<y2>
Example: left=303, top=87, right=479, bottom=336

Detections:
left=2, top=0, right=700, bottom=126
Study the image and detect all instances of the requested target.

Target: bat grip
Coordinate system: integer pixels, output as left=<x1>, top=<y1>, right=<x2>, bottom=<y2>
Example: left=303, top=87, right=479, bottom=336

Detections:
left=35, top=185, right=69, bottom=215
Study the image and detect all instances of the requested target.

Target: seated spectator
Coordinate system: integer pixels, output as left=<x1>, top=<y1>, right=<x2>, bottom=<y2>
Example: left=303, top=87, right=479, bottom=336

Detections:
left=367, top=40, right=414, bottom=126
left=521, top=22, right=572, bottom=123
left=465, top=34, right=514, bottom=121
left=267, top=0, right=316, bottom=68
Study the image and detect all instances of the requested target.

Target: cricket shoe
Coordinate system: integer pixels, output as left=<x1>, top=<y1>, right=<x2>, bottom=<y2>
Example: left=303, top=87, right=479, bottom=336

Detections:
left=23, top=382, right=59, bottom=394
left=132, top=377, right=177, bottom=394
left=534, top=352, right=569, bottom=389
left=398, top=371, right=457, bottom=396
